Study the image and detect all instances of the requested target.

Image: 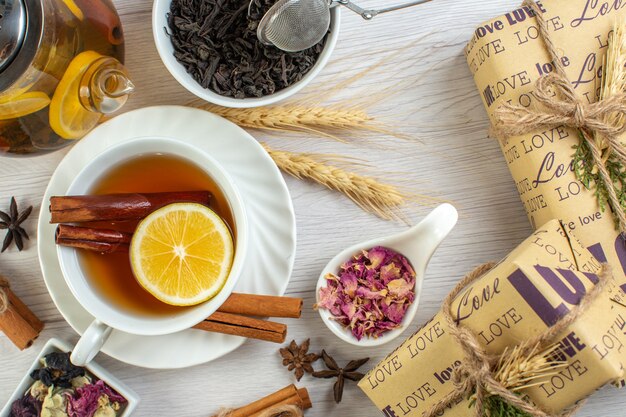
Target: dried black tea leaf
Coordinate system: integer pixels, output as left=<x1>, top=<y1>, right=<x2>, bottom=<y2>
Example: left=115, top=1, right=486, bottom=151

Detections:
left=166, top=0, right=327, bottom=99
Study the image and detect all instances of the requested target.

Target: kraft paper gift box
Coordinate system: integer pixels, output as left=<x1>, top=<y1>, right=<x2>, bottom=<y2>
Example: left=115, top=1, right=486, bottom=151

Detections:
left=358, top=220, right=626, bottom=416
left=466, top=0, right=626, bottom=299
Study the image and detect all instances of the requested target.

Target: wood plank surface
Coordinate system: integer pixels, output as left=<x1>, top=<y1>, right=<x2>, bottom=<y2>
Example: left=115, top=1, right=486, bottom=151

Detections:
left=0, top=0, right=622, bottom=415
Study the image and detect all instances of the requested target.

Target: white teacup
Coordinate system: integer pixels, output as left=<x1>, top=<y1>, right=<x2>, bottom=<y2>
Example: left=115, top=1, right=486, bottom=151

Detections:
left=56, top=137, right=248, bottom=366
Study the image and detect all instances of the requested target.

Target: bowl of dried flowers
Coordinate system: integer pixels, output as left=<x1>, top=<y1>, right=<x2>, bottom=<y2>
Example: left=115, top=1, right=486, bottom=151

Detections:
left=315, top=204, right=458, bottom=347
left=152, top=0, right=340, bottom=108
left=0, top=338, right=139, bottom=417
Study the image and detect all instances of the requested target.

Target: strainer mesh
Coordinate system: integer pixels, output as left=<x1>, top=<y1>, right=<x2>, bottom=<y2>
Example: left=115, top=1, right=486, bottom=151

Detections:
left=259, top=0, right=331, bottom=52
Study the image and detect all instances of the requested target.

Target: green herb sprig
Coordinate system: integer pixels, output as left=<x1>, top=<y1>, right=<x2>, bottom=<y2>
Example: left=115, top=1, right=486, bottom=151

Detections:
left=483, top=396, right=533, bottom=417
left=468, top=395, right=532, bottom=417
left=572, top=134, right=626, bottom=227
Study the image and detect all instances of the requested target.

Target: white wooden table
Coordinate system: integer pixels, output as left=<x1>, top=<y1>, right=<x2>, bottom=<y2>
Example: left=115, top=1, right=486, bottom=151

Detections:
left=1, top=0, right=622, bottom=415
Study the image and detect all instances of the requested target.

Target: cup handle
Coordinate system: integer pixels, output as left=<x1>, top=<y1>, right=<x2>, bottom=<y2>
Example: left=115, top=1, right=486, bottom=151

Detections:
left=70, top=320, right=113, bottom=366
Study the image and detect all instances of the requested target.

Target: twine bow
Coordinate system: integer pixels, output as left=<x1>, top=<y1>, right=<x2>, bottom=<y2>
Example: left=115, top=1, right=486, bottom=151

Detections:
left=422, top=262, right=611, bottom=417
left=494, top=75, right=626, bottom=139
left=492, top=0, right=626, bottom=233
left=0, top=276, right=9, bottom=315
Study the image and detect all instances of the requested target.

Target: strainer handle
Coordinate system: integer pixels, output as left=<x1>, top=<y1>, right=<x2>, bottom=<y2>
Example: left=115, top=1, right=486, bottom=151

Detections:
left=332, top=0, right=432, bottom=20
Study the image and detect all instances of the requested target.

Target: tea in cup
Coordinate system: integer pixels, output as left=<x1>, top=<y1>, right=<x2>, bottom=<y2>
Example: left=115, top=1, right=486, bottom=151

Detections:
left=55, top=137, right=248, bottom=365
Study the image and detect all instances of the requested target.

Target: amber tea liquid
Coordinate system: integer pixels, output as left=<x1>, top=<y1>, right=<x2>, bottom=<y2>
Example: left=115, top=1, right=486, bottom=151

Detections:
left=78, top=154, right=235, bottom=316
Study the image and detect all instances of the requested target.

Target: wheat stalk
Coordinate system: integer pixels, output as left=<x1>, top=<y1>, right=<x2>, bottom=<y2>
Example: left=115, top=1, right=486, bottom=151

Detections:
left=493, top=342, right=567, bottom=393
left=186, top=38, right=441, bottom=141
left=471, top=341, right=567, bottom=416
left=599, top=21, right=626, bottom=159
left=263, top=143, right=436, bottom=221
left=188, top=101, right=404, bottom=141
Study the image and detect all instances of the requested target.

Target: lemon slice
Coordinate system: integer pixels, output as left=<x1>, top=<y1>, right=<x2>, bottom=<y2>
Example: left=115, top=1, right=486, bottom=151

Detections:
left=62, top=0, right=84, bottom=20
left=130, top=203, right=234, bottom=306
left=0, top=91, right=50, bottom=120
left=0, top=84, right=36, bottom=104
left=49, top=51, right=104, bottom=140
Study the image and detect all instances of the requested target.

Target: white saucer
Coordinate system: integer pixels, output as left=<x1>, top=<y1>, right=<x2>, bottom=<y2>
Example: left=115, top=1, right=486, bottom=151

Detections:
left=37, top=106, right=296, bottom=369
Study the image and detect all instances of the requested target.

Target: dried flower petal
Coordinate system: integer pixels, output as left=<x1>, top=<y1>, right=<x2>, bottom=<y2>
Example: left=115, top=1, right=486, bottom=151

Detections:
left=41, top=386, right=69, bottom=417
left=316, top=246, right=416, bottom=340
left=66, top=380, right=126, bottom=417
left=10, top=395, right=41, bottom=417
left=30, top=352, right=85, bottom=388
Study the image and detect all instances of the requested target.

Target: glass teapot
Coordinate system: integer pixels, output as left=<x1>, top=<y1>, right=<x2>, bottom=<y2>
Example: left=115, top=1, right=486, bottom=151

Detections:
left=0, top=0, right=133, bottom=156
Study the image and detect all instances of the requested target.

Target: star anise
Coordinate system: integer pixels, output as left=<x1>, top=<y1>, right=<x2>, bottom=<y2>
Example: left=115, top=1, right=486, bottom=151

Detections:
left=0, top=197, right=32, bottom=252
left=312, top=350, right=369, bottom=403
left=279, top=339, right=320, bottom=381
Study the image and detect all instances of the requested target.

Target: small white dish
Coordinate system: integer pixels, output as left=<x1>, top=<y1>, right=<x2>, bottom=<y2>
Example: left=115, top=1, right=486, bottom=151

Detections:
left=152, top=0, right=340, bottom=108
left=37, top=106, right=296, bottom=368
left=316, top=204, right=458, bottom=347
left=0, top=338, right=139, bottom=417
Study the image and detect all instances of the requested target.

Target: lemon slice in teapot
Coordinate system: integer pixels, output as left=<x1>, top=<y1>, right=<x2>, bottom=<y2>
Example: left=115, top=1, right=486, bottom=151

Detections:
left=49, top=51, right=105, bottom=140
left=62, top=0, right=84, bottom=20
left=0, top=91, right=50, bottom=120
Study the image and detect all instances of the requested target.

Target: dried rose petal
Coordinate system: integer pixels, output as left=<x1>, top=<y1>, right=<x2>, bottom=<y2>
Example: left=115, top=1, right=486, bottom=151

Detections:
left=316, top=246, right=416, bottom=340
left=10, top=395, right=41, bottom=417
left=66, top=380, right=126, bottom=417
left=387, top=278, right=413, bottom=298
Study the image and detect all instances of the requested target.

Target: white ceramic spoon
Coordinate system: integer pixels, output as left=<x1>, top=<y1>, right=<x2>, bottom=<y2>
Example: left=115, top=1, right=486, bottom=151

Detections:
left=316, top=203, right=458, bottom=347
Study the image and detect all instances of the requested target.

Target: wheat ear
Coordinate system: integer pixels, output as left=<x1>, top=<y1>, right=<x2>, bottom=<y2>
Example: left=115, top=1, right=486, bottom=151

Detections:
left=598, top=21, right=626, bottom=161
left=264, top=144, right=433, bottom=221
left=189, top=101, right=405, bottom=141
left=494, top=342, right=567, bottom=393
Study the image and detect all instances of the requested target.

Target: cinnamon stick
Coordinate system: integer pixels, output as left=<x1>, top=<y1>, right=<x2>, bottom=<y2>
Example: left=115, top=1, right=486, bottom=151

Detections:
left=55, top=225, right=132, bottom=254
left=248, top=392, right=310, bottom=417
left=193, top=311, right=287, bottom=344
left=225, top=385, right=311, bottom=417
left=0, top=276, right=44, bottom=350
left=50, top=191, right=212, bottom=223
left=53, top=227, right=303, bottom=319
left=218, top=293, right=302, bottom=318
left=296, top=388, right=312, bottom=410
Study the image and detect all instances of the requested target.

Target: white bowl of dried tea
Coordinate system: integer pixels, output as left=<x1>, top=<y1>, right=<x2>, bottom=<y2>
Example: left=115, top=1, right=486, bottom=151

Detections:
left=152, top=0, right=340, bottom=108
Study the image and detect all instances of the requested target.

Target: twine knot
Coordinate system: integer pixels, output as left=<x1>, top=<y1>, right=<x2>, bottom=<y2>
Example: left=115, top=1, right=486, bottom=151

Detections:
left=422, top=261, right=611, bottom=417
left=493, top=73, right=626, bottom=139
left=490, top=0, right=626, bottom=234
left=574, top=103, right=586, bottom=128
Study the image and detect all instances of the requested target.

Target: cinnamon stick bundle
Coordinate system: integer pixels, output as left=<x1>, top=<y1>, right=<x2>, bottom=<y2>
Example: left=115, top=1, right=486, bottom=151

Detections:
left=194, top=311, right=287, bottom=344
left=49, top=191, right=212, bottom=223
left=55, top=225, right=131, bottom=254
left=0, top=276, right=44, bottom=350
left=215, top=385, right=312, bottom=417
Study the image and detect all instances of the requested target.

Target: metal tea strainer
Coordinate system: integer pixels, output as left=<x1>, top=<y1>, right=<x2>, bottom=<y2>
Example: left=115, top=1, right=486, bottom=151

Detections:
left=256, top=0, right=433, bottom=52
